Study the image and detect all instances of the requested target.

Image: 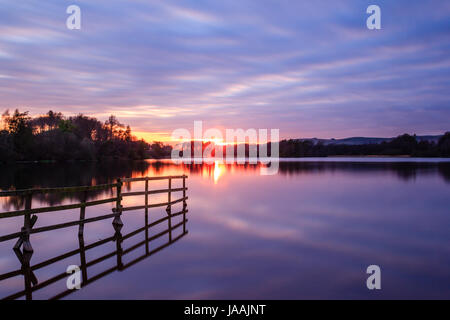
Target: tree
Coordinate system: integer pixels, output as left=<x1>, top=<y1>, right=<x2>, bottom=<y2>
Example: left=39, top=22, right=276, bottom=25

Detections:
left=2, top=109, right=31, bottom=134
left=105, top=115, right=124, bottom=140
left=46, top=110, right=63, bottom=130
left=123, top=125, right=132, bottom=142
left=149, top=141, right=171, bottom=158
left=384, top=134, right=418, bottom=155
left=438, top=132, right=450, bottom=157
left=58, top=119, right=75, bottom=132
left=70, top=114, right=107, bottom=141
left=29, top=110, right=64, bottom=132
left=2, top=109, right=34, bottom=158
left=0, top=130, right=16, bottom=162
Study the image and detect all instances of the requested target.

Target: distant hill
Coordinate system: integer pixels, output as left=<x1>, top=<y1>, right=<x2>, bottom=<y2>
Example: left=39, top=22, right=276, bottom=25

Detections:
left=296, top=135, right=443, bottom=146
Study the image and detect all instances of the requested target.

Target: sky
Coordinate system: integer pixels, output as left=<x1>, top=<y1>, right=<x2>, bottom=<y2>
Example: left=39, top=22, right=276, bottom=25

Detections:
left=0, top=0, right=449, bottom=142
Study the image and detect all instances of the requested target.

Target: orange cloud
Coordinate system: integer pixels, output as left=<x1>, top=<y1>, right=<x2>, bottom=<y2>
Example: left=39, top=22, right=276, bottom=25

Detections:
left=133, top=131, right=173, bottom=143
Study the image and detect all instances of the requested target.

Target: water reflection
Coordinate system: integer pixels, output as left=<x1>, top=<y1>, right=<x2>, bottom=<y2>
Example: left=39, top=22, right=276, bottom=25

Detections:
left=1, top=159, right=450, bottom=299
left=1, top=160, right=450, bottom=210
left=0, top=195, right=188, bottom=300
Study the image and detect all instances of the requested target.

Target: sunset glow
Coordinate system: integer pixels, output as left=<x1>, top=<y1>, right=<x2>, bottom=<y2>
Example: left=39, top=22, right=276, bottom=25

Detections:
left=1, top=1, right=449, bottom=141
left=1, top=0, right=449, bottom=303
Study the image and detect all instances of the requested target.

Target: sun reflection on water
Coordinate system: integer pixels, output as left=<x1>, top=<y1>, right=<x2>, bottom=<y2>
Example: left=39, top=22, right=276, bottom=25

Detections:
left=213, top=161, right=224, bottom=184
left=126, top=159, right=263, bottom=185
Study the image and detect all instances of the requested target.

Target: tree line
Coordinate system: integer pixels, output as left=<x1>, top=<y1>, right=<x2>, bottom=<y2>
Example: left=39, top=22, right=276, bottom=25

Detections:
left=182, top=132, right=450, bottom=158
left=278, top=133, right=450, bottom=157
left=1, top=109, right=448, bottom=162
left=0, top=109, right=172, bottom=163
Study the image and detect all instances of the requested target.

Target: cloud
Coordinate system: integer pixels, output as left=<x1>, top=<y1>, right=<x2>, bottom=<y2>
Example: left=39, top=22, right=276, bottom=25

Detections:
left=0, top=0, right=449, bottom=139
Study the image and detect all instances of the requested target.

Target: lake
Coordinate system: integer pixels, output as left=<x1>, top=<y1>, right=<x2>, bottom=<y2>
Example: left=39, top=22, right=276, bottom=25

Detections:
left=0, top=159, right=449, bottom=299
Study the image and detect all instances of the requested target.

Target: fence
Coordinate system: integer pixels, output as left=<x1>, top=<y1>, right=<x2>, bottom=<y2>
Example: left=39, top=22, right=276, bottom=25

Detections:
left=0, top=175, right=188, bottom=300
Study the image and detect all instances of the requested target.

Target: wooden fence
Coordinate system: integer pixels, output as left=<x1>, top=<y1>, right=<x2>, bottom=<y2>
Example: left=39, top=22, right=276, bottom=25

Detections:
left=0, top=175, right=188, bottom=300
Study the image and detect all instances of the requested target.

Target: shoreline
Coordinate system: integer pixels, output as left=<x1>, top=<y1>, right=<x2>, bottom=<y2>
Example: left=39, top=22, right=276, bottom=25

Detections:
left=2, top=155, right=450, bottom=165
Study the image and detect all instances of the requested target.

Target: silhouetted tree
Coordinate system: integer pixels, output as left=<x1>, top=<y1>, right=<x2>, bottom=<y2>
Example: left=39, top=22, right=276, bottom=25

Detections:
left=105, top=115, right=124, bottom=140
left=438, top=132, right=450, bottom=157
left=2, top=109, right=34, bottom=159
left=276, top=133, right=448, bottom=158
left=0, top=109, right=161, bottom=163
left=149, top=141, right=172, bottom=159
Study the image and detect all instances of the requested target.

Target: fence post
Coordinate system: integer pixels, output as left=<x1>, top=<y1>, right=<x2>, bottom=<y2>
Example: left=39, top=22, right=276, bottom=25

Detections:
left=115, top=228, right=124, bottom=271
left=78, top=232, right=88, bottom=285
left=145, top=177, right=149, bottom=254
left=23, top=258, right=33, bottom=300
left=78, top=190, right=88, bottom=284
left=22, top=192, right=34, bottom=254
left=23, top=192, right=34, bottom=300
left=78, top=190, right=87, bottom=237
left=112, top=179, right=124, bottom=270
left=112, top=179, right=123, bottom=230
left=183, top=175, right=187, bottom=233
left=166, top=178, right=172, bottom=242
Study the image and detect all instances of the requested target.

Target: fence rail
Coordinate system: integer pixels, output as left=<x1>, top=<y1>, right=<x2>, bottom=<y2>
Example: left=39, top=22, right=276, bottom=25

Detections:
left=0, top=183, right=119, bottom=197
left=0, top=175, right=188, bottom=241
left=1, top=217, right=188, bottom=300
left=0, top=175, right=189, bottom=300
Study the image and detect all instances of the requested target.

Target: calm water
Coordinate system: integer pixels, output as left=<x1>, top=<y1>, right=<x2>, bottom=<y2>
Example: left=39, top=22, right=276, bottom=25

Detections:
left=0, top=159, right=449, bottom=299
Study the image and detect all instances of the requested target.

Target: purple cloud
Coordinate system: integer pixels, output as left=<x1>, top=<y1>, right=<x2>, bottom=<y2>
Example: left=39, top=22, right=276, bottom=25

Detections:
left=0, top=0, right=449, bottom=140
